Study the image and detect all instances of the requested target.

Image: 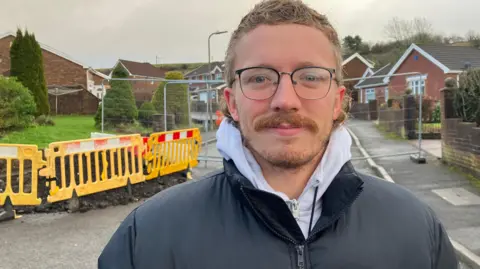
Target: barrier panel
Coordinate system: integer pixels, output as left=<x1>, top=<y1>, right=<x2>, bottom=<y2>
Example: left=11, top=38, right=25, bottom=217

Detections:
left=0, top=144, right=45, bottom=206
left=144, top=128, right=201, bottom=180
left=40, top=134, right=145, bottom=203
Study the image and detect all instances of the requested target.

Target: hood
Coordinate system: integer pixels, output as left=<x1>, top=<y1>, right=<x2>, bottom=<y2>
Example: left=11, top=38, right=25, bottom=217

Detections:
left=216, top=118, right=352, bottom=238
left=216, top=119, right=352, bottom=201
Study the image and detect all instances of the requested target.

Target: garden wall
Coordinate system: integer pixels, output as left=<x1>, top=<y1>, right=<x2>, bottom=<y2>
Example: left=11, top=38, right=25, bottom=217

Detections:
left=441, top=87, right=480, bottom=178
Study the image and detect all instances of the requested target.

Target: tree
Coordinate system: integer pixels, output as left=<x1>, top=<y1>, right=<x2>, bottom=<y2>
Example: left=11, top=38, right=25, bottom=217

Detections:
left=0, top=76, right=37, bottom=131
left=94, top=64, right=138, bottom=128
left=384, top=17, right=440, bottom=46
left=152, top=71, right=189, bottom=126
left=10, top=28, right=50, bottom=116
left=465, top=30, right=480, bottom=48
left=342, top=35, right=370, bottom=55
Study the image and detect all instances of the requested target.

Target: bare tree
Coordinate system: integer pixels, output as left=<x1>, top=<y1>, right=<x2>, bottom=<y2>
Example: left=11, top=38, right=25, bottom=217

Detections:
left=384, top=17, right=412, bottom=42
left=465, top=30, right=480, bottom=42
left=384, top=17, right=438, bottom=45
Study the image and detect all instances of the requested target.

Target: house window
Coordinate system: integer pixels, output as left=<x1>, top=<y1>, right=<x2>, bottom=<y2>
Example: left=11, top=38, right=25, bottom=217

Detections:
left=385, top=87, right=389, bottom=101
left=407, top=75, right=427, bottom=95
left=365, top=88, right=376, bottom=103
left=215, top=73, right=222, bottom=80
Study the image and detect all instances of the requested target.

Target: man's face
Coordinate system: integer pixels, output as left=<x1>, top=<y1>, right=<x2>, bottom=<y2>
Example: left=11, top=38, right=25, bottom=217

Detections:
left=224, top=24, right=345, bottom=169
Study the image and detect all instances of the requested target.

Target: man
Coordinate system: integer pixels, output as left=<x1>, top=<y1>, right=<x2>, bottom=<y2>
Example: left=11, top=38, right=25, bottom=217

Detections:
left=99, top=0, right=458, bottom=268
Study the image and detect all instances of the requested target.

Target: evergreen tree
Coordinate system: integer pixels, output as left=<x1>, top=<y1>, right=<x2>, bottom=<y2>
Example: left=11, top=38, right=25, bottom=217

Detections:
left=94, top=64, right=138, bottom=128
left=9, top=28, right=50, bottom=116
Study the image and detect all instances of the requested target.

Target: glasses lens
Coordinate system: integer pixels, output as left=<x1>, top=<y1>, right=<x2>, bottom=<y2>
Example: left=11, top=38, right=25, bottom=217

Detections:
left=292, top=68, right=332, bottom=99
left=239, top=68, right=278, bottom=100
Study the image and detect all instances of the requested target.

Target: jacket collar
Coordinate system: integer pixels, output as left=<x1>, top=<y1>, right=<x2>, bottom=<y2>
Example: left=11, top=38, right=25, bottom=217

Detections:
left=224, top=159, right=364, bottom=243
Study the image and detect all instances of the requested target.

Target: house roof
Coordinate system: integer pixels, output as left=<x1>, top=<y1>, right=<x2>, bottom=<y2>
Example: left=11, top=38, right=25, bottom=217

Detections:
left=419, top=44, right=480, bottom=71
left=342, top=52, right=375, bottom=69
left=355, top=63, right=393, bottom=89
left=0, top=31, right=88, bottom=69
left=184, top=61, right=224, bottom=77
left=115, top=59, right=168, bottom=78
left=385, top=43, right=480, bottom=82
left=96, top=68, right=112, bottom=76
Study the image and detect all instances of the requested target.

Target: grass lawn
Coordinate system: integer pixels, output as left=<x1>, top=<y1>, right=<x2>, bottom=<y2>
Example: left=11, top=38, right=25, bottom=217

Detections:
left=0, top=115, right=206, bottom=149
left=0, top=115, right=97, bottom=149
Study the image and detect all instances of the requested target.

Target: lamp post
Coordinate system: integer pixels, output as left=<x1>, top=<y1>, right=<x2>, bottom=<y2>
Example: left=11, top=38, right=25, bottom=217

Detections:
left=207, top=30, right=228, bottom=131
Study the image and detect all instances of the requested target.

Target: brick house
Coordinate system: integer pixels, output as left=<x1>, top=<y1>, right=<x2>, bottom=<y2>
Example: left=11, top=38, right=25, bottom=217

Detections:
left=354, top=63, right=393, bottom=104
left=0, top=31, right=110, bottom=114
left=109, top=59, right=167, bottom=106
left=341, top=52, right=375, bottom=102
left=384, top=43, right=480, bottom=101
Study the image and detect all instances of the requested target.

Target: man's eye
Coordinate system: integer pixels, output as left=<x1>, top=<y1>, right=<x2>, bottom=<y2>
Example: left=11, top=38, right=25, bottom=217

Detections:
left=250, top=76, right=268, bottom=83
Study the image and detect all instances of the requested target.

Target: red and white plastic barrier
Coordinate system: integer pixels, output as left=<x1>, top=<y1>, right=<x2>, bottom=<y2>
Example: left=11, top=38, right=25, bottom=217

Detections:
left=65, top=137, right=133, bottom=154
left=156, top=130, right=194, bottom=142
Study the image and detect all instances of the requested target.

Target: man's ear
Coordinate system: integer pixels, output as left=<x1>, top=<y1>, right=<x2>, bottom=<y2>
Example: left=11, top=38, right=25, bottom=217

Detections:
left=333, top=85, right=346, bottom=120
left=224, top=87, right=239, bottom=121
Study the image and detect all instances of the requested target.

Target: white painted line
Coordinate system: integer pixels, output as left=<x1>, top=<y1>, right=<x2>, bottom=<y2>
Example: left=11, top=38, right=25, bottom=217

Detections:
left=345, top=127, right=394, bottom=182
left=0, top=146, right=18, bottom=158
left=346, top=125, right=480, bottom=269
left=450, top=238, right=480, bottom=269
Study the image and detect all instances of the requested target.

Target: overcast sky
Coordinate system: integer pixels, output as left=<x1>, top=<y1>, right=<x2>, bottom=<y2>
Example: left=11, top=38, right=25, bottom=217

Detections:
left=1, top=0, right=478, bottom=69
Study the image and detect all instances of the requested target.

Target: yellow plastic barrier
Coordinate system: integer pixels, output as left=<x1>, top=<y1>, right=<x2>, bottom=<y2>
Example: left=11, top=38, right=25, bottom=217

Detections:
left=144, top=128, right=201, bottom=180
left=40, top=134, right=145, bottom=203
left=0, top=144, right=45, bottom=206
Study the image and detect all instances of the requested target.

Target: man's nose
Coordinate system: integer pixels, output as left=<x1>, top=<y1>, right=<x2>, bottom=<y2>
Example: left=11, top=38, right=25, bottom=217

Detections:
left=269, top=74, right=302, bottom=112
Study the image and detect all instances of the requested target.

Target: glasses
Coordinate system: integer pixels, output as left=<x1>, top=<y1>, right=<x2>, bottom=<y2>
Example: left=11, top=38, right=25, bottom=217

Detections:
left=233, top=66, right=336, bottom=100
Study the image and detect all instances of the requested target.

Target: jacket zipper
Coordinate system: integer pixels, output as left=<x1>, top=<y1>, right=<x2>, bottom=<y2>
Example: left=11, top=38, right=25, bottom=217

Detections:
left=241, top=184, right=363, bottom=269
left=296, top=245, right=305, bottom=269
left=241, top=186, right=307, bottom=269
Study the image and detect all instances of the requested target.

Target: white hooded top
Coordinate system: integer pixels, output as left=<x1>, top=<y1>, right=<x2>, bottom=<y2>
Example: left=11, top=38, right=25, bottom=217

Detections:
left=216, top=119, right=353, bottom=239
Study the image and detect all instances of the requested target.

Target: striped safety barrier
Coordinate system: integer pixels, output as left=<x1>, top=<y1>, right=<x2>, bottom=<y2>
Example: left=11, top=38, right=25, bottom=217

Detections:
left=0, top=144, right=45, bottom=207
left=144, top=128, right=201, bottom=180
left=40, top=134, right=145, bottom=203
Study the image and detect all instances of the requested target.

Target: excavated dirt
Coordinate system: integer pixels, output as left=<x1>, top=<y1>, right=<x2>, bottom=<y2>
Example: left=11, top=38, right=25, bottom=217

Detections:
left=13, top=174, right=186, bottom=214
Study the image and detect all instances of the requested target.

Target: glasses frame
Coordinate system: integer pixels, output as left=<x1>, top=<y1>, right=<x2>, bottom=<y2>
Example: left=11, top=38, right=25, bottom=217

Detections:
left=232, top=66, right=337, bottom=100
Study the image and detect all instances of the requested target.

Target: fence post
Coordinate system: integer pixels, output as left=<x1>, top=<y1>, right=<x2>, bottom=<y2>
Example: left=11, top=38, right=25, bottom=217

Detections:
left=440, top=78, right=457, bottom=160
left=404, top=95, right=416, bottom=140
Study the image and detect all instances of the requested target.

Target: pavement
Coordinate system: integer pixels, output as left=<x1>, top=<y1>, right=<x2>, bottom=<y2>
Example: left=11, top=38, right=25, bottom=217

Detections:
left=347, top=119, right=480, bottom=269
left=0, top=202, right=141, bottom=269
left=0, top=126, right=475, bottom=268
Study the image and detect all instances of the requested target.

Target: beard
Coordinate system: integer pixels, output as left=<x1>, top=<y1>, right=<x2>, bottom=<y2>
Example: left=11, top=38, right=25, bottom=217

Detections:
left=239, top=111, right=331, bottom=170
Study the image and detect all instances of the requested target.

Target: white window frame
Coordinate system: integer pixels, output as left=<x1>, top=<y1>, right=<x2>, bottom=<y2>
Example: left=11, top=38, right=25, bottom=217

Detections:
left=365, top=88, right=376, bottom=103
left=406, top=75, right=427, bottom=95
left=384, top=87, right=389, bottom=101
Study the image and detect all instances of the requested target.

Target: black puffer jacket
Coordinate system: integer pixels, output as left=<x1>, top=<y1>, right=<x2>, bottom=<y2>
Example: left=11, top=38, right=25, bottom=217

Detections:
left=98, top=160, right=458, bottom=269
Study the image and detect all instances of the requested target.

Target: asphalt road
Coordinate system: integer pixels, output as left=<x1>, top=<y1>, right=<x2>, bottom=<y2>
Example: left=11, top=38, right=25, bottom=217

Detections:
left=0, top=139, right=471, bottom=269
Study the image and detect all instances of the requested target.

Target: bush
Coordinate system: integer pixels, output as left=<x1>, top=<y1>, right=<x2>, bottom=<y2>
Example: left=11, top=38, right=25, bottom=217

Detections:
left=0, top=76, right=36, bottom=131
left=152, top=71, right=189, bottom=125
left=138, top=101, right=155, bottom=127
left=431, top=102, right=441, bottom=123
left=454, top=68, right=480, bottom=126
left=94, top=65, right=138, bottom=129
left=35, top=115, right=55, bottom=126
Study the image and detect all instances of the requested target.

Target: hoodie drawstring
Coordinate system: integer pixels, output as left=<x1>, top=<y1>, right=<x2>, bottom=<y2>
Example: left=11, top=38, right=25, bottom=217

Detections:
left=308, top=186, right=319, bottom=238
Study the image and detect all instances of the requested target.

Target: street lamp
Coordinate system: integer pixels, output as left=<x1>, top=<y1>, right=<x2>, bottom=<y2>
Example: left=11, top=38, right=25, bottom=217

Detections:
left=206, top=30, right=228, bottom=131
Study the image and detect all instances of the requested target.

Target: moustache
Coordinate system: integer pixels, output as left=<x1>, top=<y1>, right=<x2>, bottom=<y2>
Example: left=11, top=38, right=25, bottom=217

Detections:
left=254, top=113, right=318, bottom=133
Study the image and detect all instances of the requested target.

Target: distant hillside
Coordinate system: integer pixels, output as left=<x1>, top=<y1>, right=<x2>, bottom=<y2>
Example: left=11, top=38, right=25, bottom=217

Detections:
left=153, top=62, right=205, bottom=74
